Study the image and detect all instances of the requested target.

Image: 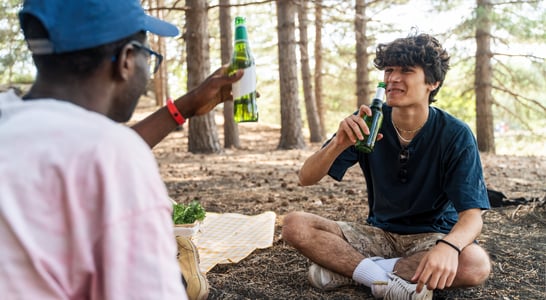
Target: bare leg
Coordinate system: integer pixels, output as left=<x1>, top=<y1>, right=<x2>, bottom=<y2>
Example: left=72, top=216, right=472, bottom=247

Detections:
left=282, top=211, right=363, bottom=277
left=394, top=243, right=491, bottom=287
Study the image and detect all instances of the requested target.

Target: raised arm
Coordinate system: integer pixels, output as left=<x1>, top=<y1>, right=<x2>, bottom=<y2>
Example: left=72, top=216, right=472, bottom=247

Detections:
left=132, top=66, right=243, bottom=148
left=298, top=136, right=346, bottom=186
left=299, top=105, right=375, bottom=186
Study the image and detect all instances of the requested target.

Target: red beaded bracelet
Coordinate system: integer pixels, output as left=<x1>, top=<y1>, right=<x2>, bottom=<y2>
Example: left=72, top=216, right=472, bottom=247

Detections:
left=166, top=98, right=185, bottom=125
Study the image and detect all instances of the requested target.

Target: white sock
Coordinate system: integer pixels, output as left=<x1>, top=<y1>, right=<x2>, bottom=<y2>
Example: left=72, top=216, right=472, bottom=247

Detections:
left=352, top=258, right=390, bottom=287
left=373, top=257, right=400, bottom=273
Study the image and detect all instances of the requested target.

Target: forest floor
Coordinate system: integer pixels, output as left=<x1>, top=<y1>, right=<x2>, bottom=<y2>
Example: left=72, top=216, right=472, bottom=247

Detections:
left=135, top=105, right=546, bottom=300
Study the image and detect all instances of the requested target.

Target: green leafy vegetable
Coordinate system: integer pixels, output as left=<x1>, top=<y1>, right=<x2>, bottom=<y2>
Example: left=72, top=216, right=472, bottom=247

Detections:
left=172, top=201, right=206, bottom=224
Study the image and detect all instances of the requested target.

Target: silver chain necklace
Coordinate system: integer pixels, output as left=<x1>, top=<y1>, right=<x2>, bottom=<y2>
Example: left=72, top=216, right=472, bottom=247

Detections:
left=391, top=119, right=422, bottom=143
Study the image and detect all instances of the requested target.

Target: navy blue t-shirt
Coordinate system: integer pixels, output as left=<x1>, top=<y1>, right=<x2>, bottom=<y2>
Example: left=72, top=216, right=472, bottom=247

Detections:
left=327, top=105, right=490, bottom=234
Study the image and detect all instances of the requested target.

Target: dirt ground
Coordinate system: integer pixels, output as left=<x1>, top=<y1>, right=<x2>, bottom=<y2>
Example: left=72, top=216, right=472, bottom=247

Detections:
left=141, top=107, right=545, bottom=300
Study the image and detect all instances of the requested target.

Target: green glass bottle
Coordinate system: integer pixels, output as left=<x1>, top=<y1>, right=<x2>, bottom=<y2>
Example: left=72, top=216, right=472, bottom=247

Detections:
left=230, top=16, right=258, bottom=122
left=355, top=82, right=386, bottom=153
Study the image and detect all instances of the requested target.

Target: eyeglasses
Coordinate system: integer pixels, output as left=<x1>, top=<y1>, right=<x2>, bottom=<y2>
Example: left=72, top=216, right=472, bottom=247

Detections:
left=129, top=41, right=163, bottom=75
left=398, top=148, right=409, bottom=183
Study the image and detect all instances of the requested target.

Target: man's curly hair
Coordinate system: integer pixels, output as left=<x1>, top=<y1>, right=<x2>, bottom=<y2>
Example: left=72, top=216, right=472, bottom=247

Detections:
left=373, top=33, right=450, bottom=103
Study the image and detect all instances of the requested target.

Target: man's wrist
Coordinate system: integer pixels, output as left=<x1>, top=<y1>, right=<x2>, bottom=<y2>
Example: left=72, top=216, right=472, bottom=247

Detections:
left=173, top=93, right=199, bottom=120
left=436, top=239, right=462, bottom=255
left=166, top=98, right=186, bottom=125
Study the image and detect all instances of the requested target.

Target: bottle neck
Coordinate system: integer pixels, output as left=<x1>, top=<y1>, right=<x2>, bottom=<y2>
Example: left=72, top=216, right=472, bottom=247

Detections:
left=370, top=98, right=383, bottom=109
left=374, top=86, right=385, bottom=101
left=234, top=25, right=248, bottom=41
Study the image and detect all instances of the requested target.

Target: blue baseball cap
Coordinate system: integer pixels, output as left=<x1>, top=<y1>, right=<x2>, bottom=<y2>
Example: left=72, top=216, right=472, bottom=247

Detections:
left=20, top=0, right=179, bottom=55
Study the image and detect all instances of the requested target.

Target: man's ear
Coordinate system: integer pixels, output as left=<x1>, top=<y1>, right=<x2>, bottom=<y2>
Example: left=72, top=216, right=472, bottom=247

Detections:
left=112, top=44, right=136, bottom=81
left=429, top=81, right=440, bottom=91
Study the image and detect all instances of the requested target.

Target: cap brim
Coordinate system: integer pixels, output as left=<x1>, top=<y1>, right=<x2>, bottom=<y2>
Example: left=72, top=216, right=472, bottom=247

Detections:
left=143, top=15, right=179, bottom=37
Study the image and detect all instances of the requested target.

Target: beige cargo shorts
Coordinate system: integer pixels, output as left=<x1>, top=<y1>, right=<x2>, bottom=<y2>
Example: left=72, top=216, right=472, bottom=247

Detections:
left=337, top=221, right=446, bottom=258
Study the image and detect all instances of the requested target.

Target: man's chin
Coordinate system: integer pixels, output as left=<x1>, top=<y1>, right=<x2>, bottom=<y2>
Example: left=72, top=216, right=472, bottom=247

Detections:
left=385, top=99, right=397, bottom=107
left=109, top=110, right=134, bottom=123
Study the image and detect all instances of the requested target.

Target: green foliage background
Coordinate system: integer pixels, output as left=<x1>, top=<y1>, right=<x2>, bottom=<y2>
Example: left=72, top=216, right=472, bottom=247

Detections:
left=1, top=0, right=544, bottom=155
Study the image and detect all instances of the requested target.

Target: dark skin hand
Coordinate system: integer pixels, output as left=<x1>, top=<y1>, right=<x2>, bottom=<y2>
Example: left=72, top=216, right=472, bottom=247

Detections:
left=132, top=65, right=244, bottom=148
left=182, top=66, right=242, bottom=117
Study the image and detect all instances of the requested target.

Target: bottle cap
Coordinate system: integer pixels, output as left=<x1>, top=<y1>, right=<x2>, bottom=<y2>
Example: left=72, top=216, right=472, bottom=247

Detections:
left=235, top=16, right=246, bottom=26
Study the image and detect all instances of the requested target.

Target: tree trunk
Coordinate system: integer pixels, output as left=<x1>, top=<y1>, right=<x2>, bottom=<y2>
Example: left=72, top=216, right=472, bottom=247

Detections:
left=355, top=0, right=370, bottom=108
left=298, top=0, right=323, bottom=143
left=220, top=0, right=241, bottom=149
left=185, top=0, right=220, bottom=153
left=314, top=0, right=326, bottom=138
left=152, top=0, right=168, bottom=106
left=276, top=0, right=305, bottom=150
left=474, top=0, right=496, bottom=153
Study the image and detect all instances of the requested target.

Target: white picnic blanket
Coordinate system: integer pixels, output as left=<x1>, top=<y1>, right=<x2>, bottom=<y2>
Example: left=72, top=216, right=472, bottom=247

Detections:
left=192, top=211, right=276, bottom=273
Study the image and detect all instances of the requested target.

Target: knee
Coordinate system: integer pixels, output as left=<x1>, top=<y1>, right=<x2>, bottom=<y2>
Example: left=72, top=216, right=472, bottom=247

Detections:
left=467, top=264, right=490, bottom=287
left=281, top=211, right=306, bottom=245
left=462, top=261, right=490, bottom=287
left=458, top=245, right=491, bottom=286
left=473, top=257, right=491, bottom=285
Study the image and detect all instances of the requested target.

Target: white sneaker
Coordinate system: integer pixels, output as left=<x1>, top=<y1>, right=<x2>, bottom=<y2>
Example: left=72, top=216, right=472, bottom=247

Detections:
left=371, top=273, right=433, bottom=300
left=307, top=263, right=360, bottom=291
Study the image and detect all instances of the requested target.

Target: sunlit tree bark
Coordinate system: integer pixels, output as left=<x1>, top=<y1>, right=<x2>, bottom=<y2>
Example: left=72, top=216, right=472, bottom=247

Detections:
left=219, top=0, right=241, bottom=149
left=186, top=0, right=221, bottom=153
left=298, top=0, right=323, bottom=143
left=276, top=0, right=305, bottom=149
left=314, top=0, right=326, bottom=139
left=474, top=0, right=495, bottom=153
left=148, top=0, right=169, bottom=106
left=355, top=0, right=371, bottom=108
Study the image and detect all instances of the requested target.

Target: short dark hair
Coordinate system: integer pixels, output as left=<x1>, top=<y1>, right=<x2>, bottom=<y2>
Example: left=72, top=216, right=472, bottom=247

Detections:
left=373, top=33, right=450, bottom=103
left=20, top=14, right=145, bottom=79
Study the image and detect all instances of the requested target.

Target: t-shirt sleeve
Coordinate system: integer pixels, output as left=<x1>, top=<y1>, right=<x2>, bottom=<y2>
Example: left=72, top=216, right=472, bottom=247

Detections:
left=442, top=129, right=490, bottom=212
left=324, top=136, right=360, bottom=182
